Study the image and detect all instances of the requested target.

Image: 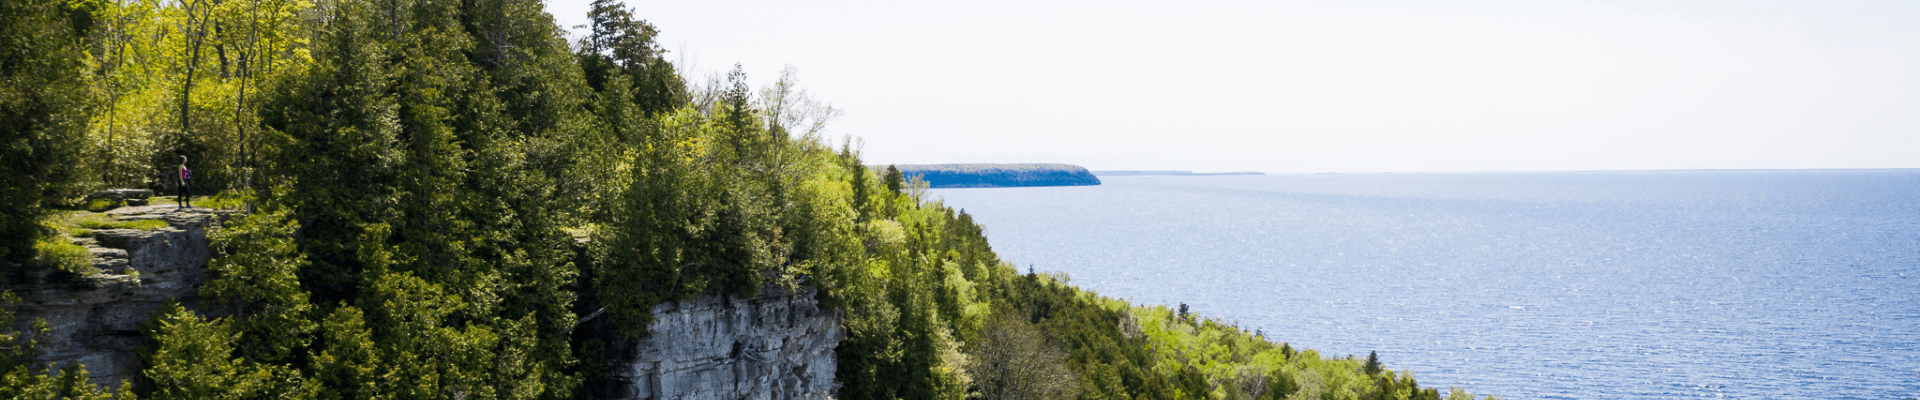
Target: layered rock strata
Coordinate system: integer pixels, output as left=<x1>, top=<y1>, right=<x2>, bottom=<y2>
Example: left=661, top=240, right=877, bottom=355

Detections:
left=4, top=206, right=232, bottom=388
left=8, top=206, right=847, bottom=398
left=598, top=288, right=843, bottom=400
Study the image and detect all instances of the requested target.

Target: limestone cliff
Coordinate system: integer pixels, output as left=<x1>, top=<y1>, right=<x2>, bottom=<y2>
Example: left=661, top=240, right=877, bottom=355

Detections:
left=6, top=207, right=845, bottom=398
left=586, top=288, right=843, bottom=400
left=3, top=206, right=230, bottom=388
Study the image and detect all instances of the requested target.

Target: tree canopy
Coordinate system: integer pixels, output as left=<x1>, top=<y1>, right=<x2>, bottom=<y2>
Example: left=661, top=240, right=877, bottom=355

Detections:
left=0, top=0, right=1482, bottom=398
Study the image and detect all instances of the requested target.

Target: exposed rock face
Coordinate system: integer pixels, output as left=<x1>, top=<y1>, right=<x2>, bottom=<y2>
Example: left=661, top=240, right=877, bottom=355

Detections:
left=4, top=206, right=229, bottom=389
left=7, top=206, right=847, bottom=397
left=598, top=289, right=843, bottom=400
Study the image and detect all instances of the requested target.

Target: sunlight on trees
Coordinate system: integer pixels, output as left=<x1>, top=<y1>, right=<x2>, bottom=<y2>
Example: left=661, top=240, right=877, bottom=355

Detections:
left=1, top=0, right=1470, bottom=398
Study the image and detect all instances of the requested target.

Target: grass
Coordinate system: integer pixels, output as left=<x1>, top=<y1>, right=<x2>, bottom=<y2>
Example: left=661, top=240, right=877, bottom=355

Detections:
left=198, top=193, right=247, bottom=209
left=27, top=205, right=178, bottom=277
left=76, top=218, right=169, bottom=230
left=31, top=238, right=95, bottom=276
left=84, top=198, right=120, bottom=212
left=47, top=211, right=172, bottom=240
left=149, top=193, right=247, bottom=210
left=23, top=188, right=241, bottom=278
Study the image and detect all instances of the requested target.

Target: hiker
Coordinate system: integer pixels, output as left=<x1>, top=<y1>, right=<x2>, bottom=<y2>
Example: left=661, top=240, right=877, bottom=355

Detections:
left=177, top=156, right=192, bottom=209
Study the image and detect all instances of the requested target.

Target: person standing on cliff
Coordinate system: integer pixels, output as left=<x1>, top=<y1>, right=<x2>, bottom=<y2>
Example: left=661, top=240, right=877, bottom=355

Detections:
left=176, top=156, right=192, bottom=209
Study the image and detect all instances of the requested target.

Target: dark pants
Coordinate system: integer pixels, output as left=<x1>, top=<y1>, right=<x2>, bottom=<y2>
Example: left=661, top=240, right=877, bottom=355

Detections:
left=178, top=183, right=191, bottom=207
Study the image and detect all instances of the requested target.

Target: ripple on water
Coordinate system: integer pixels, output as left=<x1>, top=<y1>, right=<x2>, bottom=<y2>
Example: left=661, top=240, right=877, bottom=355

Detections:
left=935, top=170, right=1920, bottom=399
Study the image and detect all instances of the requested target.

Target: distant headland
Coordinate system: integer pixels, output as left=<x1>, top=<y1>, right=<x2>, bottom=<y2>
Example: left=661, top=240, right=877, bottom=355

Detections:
left=891, top=163, right=1102, bottom=188
left=1092, top=170, right=1266, bottom=176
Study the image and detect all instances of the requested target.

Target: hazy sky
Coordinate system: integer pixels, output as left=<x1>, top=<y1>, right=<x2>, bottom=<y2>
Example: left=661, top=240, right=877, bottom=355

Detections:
left=544, top=0, right=1920, bottom=173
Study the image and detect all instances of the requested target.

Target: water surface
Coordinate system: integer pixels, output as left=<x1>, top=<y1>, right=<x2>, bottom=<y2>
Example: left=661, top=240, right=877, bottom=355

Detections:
left=933, top=170, right=1920, bottom=399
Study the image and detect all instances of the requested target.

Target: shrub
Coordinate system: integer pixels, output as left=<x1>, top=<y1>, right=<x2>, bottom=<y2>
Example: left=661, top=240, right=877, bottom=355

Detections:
left=83, top=198, right=119, bottom=212
left=193, top=192, right=247, bottom=210
left=31, top=239, right=94, bottom=276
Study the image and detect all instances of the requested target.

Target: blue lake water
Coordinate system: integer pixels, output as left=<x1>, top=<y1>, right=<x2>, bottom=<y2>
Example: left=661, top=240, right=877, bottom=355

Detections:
left=931, top=170, right=1920, bottom=399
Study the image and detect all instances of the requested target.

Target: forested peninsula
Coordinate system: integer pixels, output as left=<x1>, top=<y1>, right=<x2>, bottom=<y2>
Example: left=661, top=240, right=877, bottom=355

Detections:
left=891, top=163, right=1102, bottom=188
left=0, top=0, right=1491, bottom=398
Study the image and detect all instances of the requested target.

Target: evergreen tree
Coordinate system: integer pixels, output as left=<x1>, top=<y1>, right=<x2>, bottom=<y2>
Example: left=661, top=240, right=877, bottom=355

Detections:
left=577, top=0, right=682, bottom=117
left=261, top=0, right=585, bottom=396
left=0, top=0, right=94, bottom=261
left=0, top=0, right=1475, bottom=398
left=143, top=303, right=309, bottom=399
left=1365, top=350, right=1384, bottom=375
left=885, top=165, right=903, bottom=193
left=722, top=64, right=753, bottom=133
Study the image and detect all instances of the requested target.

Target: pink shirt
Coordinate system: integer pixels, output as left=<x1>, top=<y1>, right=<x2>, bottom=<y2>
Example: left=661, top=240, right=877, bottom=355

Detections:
left=180, top=166, right=189, bottom=181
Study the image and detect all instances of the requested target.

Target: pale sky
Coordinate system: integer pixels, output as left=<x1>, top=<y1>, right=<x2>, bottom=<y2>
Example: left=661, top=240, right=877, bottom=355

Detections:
left=544, top=0, right=1920, bottom=173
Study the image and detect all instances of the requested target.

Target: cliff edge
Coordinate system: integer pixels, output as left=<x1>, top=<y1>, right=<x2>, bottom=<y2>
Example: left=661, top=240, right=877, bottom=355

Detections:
left=3, top=206, right=235, bottom=389
left=6, top=206, right=844, bottom=398
left=582, top=288, right=842, bottom=400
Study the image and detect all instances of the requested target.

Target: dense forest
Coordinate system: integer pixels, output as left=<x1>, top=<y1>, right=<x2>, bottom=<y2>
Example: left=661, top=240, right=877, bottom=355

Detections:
left=0, top=0, right=1495, bottom=398
left=891, top=164, right=1101, bottom=188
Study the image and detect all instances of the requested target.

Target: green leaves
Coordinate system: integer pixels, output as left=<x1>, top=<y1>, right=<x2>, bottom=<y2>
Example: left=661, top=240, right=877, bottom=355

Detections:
left=239, top=0, right=587, bottom=397
left=310, top=306, right=378, bottom=400
left=2, top=0, right=1478, bottom=398
left=205, top=209, right=316, bottom=363
left=0, top=0, right=93, bottom=262
left=144, top=303, right=313, bottom=400
left=594, top=107, right=781, bottom=337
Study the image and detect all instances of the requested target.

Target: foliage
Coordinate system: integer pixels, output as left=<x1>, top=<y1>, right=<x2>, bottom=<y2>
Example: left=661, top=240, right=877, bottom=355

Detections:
left=75, top=218, right=169, bottom=231
left=31, top=238, right=97, bottom=276
left=0, top=293, right=130, bottom=400
left=250, top=0, right=587, bottom=396
left=1445, top=387, right=1500, bottom=400
left=890, top=163, right=1101, bottom=189
left=193, top=193, right=248, bottom=210
left=202, top=209, right=314, bottom=363
left=577, top=0, right=683, bottom=118
left=83, top=0, right=316, bottom=193
left=1, top=0, right=1478, bottom=398
left=0, top=0, right=94, bottom=262
left=142, top=303, right=310, bottom=400
left=84, top=198, right=120, bottom=212
left=969, top=313, right=1080, bottom=400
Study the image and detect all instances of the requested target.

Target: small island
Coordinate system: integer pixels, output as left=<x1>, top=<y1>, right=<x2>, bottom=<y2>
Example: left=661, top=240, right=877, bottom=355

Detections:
left=892, top=163, right=1102, bottom=188
left=1093, top=170, right=1266, bottom=176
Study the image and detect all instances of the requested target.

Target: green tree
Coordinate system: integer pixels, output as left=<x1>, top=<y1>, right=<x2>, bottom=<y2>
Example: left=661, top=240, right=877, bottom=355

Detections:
left=0, top=0, right=94, bottom=261
left=1365, top=350, right=1383, bottom=375
left=261, top=0, right=584, bottom=397
left=577, top=0, right=683, bottom=117
left=202, top=209, right=315, bottom=364
left=968, top=314, right=1079, bottom=400
left=884, top=165, right=903, bottom=193
left=143, top=303, right=311, bottom=400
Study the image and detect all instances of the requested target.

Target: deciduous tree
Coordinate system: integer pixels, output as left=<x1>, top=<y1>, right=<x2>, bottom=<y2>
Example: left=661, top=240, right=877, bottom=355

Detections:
left=0, top=0, right=94, bottom=261
left=968, top=314, right=1080, bottom=400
